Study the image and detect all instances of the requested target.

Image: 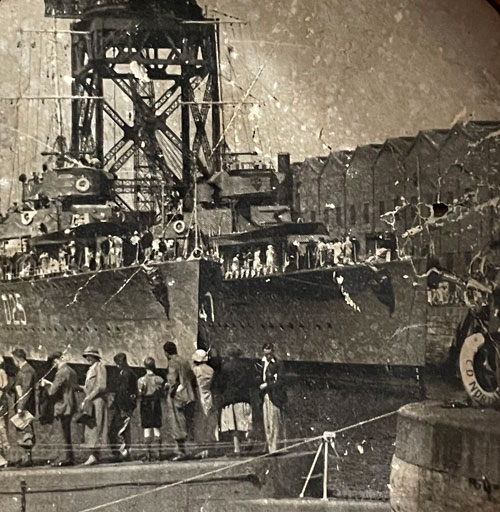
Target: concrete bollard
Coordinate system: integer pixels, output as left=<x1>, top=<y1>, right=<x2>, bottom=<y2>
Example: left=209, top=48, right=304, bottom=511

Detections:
left=389, top=401, right=500, bottom=512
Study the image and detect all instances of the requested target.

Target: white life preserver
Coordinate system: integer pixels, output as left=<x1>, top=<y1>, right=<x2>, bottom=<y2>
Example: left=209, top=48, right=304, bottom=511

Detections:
left=21, top=211, right=36, bottom=225
left=173, top=220, right=186, bottom=235
left=189, top=247, right=203, bottom=260
left=75, top=176, right=91, bottom=193
left=459, top=333, right=499, bottom=406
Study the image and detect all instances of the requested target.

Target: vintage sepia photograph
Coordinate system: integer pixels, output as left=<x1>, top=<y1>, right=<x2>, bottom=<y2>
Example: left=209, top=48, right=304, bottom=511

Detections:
left=0, top=0, right=499, bottom=510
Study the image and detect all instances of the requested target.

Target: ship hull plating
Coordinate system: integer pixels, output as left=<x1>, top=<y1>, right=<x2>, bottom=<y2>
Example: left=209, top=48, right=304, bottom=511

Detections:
left=200, top=260, right=432, bottom=367
left=0, top=261, right=201, bottom=366
left=0, top=260, right=458, bottom=369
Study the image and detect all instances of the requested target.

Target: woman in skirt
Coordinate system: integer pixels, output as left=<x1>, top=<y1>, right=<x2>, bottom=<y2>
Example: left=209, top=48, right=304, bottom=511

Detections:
left=218, top=349, right=253, bottom=456
left=137, top=357, right=164, bottom=461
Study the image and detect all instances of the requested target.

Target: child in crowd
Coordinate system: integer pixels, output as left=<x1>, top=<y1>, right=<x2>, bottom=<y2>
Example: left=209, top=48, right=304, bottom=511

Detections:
left=137, top=357, right=164, bottom=461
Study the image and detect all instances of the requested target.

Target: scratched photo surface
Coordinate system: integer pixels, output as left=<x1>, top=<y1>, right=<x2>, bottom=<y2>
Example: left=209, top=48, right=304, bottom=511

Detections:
left=0, top=1, right=499, bottom=511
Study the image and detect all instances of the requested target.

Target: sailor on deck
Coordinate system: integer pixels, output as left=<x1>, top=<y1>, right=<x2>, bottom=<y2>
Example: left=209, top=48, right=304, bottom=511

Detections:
left=252, top=249, right=262, bottom=276
left=265, top=245, right=276, bottom=274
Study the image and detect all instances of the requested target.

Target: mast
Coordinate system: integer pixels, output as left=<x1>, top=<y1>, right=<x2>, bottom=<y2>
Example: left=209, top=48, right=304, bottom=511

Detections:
left=52, top=17, right=64, bottom=139
left=44, top=0, right=223, bottom=213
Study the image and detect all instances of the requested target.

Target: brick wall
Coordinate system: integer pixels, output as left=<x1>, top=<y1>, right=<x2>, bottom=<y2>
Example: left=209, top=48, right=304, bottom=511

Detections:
left=293, top=121, right=500, bottom=276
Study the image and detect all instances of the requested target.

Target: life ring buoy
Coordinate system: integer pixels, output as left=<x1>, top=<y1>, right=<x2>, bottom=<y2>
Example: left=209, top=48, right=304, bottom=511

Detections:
left=75, top=176, right=91, bottom=193
left=459, top=333, right=499, bottom=406
left=173, top=220, right=186, bottom=235
left=21, top=212, right=35, bottom=225
left=191, top=247, right=203, bottom=259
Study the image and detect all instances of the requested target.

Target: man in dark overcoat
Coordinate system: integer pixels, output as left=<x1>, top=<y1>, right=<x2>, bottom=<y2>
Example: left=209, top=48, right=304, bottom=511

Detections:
left=109, top=352, right=137, bottom=461
left=43, top=351, right=78, bottom=465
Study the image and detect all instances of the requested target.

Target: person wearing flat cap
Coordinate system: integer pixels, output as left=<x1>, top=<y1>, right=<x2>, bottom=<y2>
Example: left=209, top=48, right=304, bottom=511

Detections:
left=81, top=346, right=108, bottom=465
left=11, top=348, right=37, bottom=466
left=163, top=341, right=196, bottom=461
left=41, top=351, right=78, bottom=466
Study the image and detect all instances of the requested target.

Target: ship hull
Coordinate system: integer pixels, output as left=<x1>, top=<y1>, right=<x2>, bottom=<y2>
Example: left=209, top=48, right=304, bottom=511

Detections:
left=199, top=260, right=433, bottom=367
left=0, top=261, right=201, bottom=366
left=0, top=259, right=461, bottom=371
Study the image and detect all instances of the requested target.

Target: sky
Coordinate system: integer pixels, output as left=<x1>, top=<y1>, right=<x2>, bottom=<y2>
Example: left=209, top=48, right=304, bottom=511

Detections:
left=0, top=0, right=499, bottom=207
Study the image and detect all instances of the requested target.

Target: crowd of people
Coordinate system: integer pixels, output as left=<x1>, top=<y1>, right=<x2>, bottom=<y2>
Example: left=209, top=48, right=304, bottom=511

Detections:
left=0, top=342, right=286, bottom=468
left=0, top=230, right=179, bottom=281
left=0, top=223, right=400, bottom=283
left=224, top=235, right=369, bottom=279
left=223, top=232, right=401, bottom=280
left=224, top=237, right=355, bottom=280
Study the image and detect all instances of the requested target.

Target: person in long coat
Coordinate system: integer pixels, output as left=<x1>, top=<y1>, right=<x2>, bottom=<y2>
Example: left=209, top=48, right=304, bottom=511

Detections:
left=81, top=346, right=108, bottom=465
left=258, top=343, right=287, bottom=454
left=163, top=341, right=196, bottom=461
left=43, top=351, right=78, bottom=466
left=12, top=348, right=36, bottom=466
left=191, top=349, right=218, bottom=458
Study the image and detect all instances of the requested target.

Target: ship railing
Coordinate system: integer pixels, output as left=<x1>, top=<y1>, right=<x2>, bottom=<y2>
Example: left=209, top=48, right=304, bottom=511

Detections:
left=0, top=251, right=218, bottom=282
left=222, top=253, right=398, bottom=280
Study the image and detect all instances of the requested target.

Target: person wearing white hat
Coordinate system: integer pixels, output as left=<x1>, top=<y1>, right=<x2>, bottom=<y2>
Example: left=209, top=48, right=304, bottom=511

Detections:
left=0, top=355, right=10, bottom=468
left=265, top=244, right=276, bottom=275
left=130, top=231, right=141, bottom=264
left=38, top=252, right=50, bottom=276
left=191, top=349, right=217, bottom=458
left=81, top=346, right=108, bottom=465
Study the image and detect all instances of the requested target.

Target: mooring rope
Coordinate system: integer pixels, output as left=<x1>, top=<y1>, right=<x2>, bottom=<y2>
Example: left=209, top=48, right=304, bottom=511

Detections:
left=76, top=409, right=398, bottom=512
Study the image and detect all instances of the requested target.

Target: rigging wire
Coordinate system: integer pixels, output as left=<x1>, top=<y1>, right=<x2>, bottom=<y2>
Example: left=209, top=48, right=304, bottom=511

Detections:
left=32, top=32, right=44, bottom=166
left=246, top=21, right=274, bottom=160
left=7, top=32, right=25, bottom=208
left=210, top=44, right=275, bottom=160
left=52, top=16, right=64, bottom=138
left=231, top=24, right=253, bottom=154
left=19, top=34, right=34, bottom=178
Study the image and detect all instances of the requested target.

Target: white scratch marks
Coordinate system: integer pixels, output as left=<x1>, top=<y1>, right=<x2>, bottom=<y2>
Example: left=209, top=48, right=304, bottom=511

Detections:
left=65, top=273, right=98, bottom=307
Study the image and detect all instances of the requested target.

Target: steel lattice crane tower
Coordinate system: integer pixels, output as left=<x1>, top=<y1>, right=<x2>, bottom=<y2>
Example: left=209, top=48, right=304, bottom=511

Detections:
left=44, top=0, right=222, bottom=212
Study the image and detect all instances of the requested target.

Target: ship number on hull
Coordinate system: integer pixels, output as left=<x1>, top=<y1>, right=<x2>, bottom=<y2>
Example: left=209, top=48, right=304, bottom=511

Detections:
left=1, top=293, right=27, bottom=326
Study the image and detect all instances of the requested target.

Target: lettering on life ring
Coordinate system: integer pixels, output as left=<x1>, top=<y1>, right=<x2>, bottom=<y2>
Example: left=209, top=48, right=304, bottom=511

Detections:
left=459, top=333, right=500, bottom=406
left=75, top=176, right=91, bottom=193
left=173, top=220, right=186, bottom=235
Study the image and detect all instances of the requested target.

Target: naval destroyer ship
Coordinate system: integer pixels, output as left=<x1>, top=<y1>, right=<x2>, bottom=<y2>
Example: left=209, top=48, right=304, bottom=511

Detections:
left=0, top=0, right=473, bottom=397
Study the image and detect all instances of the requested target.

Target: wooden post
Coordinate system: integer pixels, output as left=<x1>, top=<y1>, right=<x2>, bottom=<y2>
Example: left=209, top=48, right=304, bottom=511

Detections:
left=299, top=441, right=323, bottom=498
left=322, top=438, right=329, bottom=500
left=20, top=480, right=27, bottom=512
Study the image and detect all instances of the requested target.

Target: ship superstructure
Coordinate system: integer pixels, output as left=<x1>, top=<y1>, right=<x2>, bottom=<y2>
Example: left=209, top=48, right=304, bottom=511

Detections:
left=0, top=0, right=469, bottom=391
